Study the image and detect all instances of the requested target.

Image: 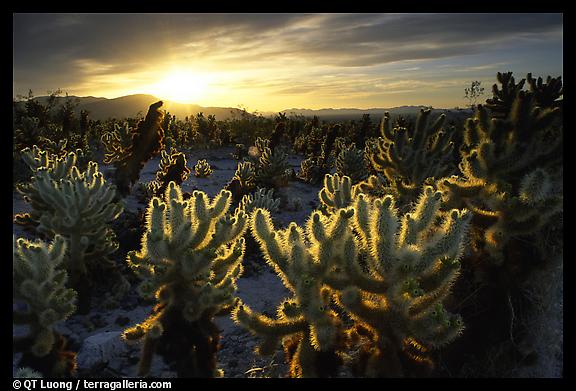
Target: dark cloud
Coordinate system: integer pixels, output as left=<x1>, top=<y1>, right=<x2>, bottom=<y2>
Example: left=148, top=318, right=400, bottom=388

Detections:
left=13, top=13, right=562, bottom=97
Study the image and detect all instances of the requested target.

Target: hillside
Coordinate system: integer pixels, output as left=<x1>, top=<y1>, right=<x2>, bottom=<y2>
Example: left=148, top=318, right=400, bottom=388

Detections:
left=14, top=94, right=248, bottom=121
left=14, top=94, right=473, bottom=122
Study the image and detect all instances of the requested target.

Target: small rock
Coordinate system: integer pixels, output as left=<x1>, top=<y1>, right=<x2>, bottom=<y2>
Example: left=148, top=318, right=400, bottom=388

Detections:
left=76, top=331, right=128, bottom=371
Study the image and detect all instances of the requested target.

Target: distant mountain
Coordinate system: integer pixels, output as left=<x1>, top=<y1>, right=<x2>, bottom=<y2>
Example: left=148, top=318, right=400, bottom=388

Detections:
left=15, top=94, right=472, bottom=122
left=279, top=106, right=474, bottom=123
left=15, top=94, right=247, bottom=121
left=280, top=106, right=459, bottom=120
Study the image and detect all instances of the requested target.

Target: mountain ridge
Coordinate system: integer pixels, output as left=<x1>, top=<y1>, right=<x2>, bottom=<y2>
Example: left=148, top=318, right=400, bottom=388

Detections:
left=15, top=94, right=470, bottom=121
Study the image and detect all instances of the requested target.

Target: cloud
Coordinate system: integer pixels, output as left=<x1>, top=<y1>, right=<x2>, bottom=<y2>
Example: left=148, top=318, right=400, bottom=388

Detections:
left=13, top=13, right=562, bottom=109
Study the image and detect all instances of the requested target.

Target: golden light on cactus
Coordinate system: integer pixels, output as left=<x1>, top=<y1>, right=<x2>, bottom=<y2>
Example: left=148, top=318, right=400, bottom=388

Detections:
left=150, top=71, right=212, bottom=104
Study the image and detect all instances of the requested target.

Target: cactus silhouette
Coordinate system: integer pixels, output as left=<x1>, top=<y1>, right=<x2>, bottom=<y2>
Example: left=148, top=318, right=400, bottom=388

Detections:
left=103, top=101, right=165, bottom=196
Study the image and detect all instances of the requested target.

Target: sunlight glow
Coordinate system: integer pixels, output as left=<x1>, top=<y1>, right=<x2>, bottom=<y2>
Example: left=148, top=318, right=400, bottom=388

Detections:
left=150, top=71, right=212, bottom=104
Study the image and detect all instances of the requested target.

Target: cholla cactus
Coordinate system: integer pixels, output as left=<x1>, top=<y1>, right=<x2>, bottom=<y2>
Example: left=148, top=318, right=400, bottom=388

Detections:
left=526, top=73, right=563, bottom=110
left=298, top=125, right=339, bottom=185
left=336, top=143, right=368, bottom=184
left=438, top=87, right=562, bottom=264
left=318, top=173, right=357, bottom=215
left=13, top=235, right=77, bottom=377
left=232, top=143, right=248, bottom=160
left=102, top=102, right=165, bottom=196
left=337, top=187, right=471, bottom=377
left=298, top=156, right=323, bottom=185
left=148, top=149, right=190, bottom=198
left=234, top=182, right=471, bottom=377
left=353, top=174, right=395, bottom=201
left=370, top=109, right=456, bottom=206
left=233, top=208, right=352, bottom=377
left=123, top=182, right=248, bottom=377
left=15, top=147, right=78, bottom=228
left=237, top=188, right=281, bottom=216
left=254, top=141, right=290, bottom=189
left=234, top=161, right=256, bottom=189
left=225, top=161, right=256, bottom=203
left=194, top=159, right=213, bottom=178
left=101, top=122, right=134, bottom=164
left=484, top=71, right=526, bottom=119
left=15, top=150, right=124, bottom=313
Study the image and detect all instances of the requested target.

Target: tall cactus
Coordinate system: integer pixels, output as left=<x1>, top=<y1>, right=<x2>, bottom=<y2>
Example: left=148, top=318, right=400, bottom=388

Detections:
left=102, top=101, right=165, bottom=196
left=123, top=182, right=247, bottom=377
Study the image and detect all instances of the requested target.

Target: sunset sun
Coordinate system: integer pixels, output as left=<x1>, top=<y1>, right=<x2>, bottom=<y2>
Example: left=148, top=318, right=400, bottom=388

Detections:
left=151, top=71, right=211, bottom=104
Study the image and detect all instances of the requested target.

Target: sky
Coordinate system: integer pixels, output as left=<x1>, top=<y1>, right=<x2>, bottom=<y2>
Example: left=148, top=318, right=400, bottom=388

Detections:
left=13, top=13, right=563, bottom=112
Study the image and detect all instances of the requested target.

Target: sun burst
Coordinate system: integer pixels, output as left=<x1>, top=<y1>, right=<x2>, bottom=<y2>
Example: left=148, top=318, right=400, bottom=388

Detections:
left=151, top=71, right=211, bottom=104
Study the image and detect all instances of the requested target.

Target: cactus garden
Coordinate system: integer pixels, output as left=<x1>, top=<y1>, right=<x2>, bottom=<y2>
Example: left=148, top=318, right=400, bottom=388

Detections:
left=14, top=13, right=563, bottom=380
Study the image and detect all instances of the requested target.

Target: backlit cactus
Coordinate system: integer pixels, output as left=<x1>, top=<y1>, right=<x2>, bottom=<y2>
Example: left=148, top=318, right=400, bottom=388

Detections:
left=233, top=207, right=352, bottom=377
left=123, top=182, right=248, bottom=377
left=237, top=188, right=281, bottom=216
left=15, top=148, right=124, bottom=313
left=318, top=173, right=357, bottom=215
left=101, top=122, right=133, bottom=164
left=253, top=137, right=290, bottom=188
left=438, top=78, right=563, bottom=264
left=336, top=187, right=471, bottom=376
left=194, top=159, right=213, bottom=178
left=336, top=143, right=368, bottom=184
left=13, top=235, right=77, bottom=377
left=148, top=149, right=190, bottom=197
left=15, top=147, right=79, bottom=228
left=225, top=161, right=256, bottom=203
left=234, top=181, right=470, bottom=377
left=370, top=109, right=456, bottom=206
